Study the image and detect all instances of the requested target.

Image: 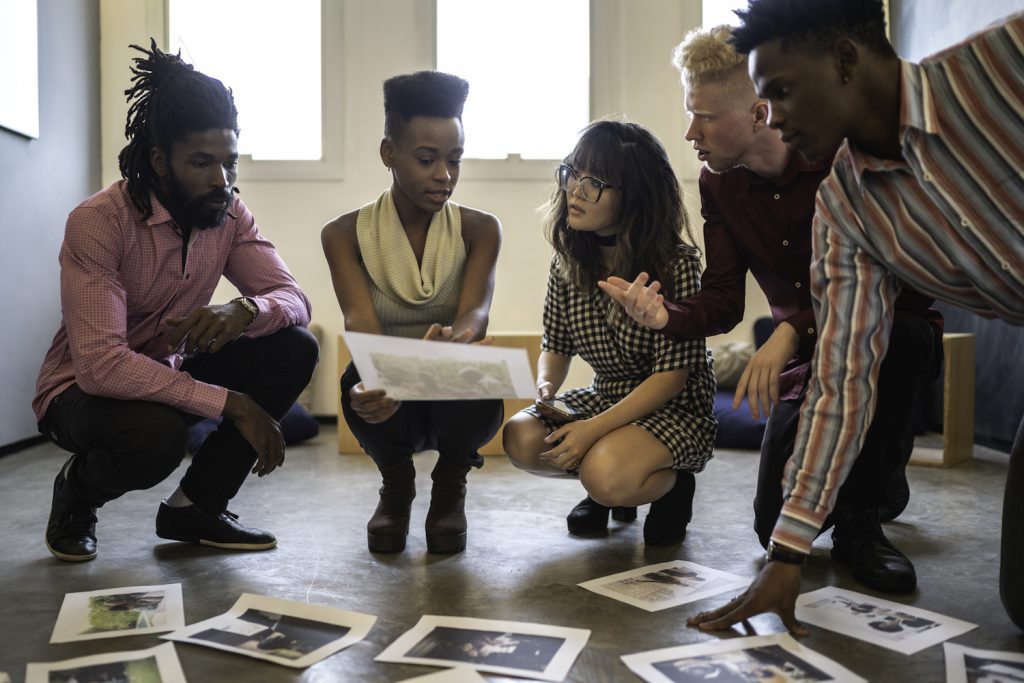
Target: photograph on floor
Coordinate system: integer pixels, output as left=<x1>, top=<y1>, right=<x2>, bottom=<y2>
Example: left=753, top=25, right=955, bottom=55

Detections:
left=50, top=584, right=184, bottom=643
left=397, top=667, right=488, bottom=682
left=26, top=642, right=186, bottom=683
left=578, top=560, right=749, bottom=611
left=376, top=615, right=589, bottom=681
left=621, top=633, right=865, bottom=683
left=343, top=330, right=536, bottom=400
left=944, top=642, right=1024, bottom=682
left=163, top=593, right=376, bottom=668
left=796, top=587, right=976, bottom=655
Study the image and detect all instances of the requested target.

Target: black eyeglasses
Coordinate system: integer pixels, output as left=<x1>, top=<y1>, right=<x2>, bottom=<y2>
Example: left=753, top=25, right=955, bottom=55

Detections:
left=557, top=163, right=614, bottom=203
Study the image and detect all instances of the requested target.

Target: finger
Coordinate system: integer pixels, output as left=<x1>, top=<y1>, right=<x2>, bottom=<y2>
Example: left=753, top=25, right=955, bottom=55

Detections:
left=604, top=276, right=632, bottom=290
left=473, top=336, right=494, bottom=346
left=451, top=328, right=474, bottom=343
left=687, top=594, right=745, bottom=626
left=696, top=598, right=755, bottom=631
left=778, top=607, right=809, bottom=636
left=422, top=323, right=444, bottom=341
left=166, top=313, right=201, bottom=352
left=757, top=368, right=773, bottom=419
left=732, top=366, right=752, bottom=411
left=769, top=370, right=781, bottom=406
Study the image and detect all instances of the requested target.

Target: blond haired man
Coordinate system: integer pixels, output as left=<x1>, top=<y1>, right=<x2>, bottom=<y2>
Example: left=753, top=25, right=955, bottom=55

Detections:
left=600, top=25, right=941, bottom=594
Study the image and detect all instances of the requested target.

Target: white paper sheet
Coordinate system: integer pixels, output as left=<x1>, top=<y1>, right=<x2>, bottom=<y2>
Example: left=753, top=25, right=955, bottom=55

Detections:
left=944, top=642, right=1024, bottom=682
left=50, top=583, right=185, bottom=643
left=796, top=587, right=976, bottom=655
left=163, top=593, right=376, bottom=668
left=26, top=642, right=186, bottom=683
left=397, top=667, right=488, bottom=682
left=622, top=633, right=865, bottom=682
left=578, top=560, right=750, bottom=612
left=376, top=615, right=590, bottom=682
left=343, top=330, right=536, bottom=399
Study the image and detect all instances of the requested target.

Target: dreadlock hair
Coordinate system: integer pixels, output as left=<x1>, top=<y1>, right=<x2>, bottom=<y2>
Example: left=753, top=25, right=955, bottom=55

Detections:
left=383, top=71, right=469, bottom=141
left=731, top=0, right=896, bottom=57
left=118, top=39, right=240, bottom=219
left=544, top=120, right=698, bottom=300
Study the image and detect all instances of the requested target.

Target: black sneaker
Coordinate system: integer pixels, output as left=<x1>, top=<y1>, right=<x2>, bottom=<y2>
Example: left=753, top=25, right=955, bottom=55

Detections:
left=566, top=497, right=637, bottom=535
left=45, top=458, right=98, bottom=562
left=155, top=502, right=276, bottom=550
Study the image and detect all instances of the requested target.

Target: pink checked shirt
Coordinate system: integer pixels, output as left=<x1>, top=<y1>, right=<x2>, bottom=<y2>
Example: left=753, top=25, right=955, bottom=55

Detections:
left=33, top=180, right=312, bottom=421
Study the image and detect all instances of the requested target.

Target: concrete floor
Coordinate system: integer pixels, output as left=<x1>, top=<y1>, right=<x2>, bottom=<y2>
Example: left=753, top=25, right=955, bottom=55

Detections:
left=0, top=425, right=1021, bottom=682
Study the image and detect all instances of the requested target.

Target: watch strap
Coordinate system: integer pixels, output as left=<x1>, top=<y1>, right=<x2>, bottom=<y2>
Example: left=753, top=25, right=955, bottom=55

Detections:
left=766, top=540, right=807, bottom=566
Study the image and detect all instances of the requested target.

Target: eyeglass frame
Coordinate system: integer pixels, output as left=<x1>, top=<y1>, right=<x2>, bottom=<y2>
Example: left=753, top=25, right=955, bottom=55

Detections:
left=556, top=163, right=614, bottom=204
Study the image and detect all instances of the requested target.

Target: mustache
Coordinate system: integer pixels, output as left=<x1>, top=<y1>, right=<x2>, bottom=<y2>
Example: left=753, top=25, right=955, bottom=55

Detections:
left=200, top=189, right=233, bottom=204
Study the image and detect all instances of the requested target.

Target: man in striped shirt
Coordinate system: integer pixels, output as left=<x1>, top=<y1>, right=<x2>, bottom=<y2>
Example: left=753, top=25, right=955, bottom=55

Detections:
left=35, top=43, right=318, bottom=562
left=689, top=0, right=1024, bottom=633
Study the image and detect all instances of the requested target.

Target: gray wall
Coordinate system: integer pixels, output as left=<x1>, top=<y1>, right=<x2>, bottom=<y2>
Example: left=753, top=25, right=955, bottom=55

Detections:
left=0, top=1, right=100, bottom=447
left=891, top=0, right=1024, bottom=60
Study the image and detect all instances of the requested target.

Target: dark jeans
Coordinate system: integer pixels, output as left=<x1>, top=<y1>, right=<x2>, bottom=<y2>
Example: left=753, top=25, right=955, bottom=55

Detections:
left=39, top=326, right=319, bottom=513
left=340, top=362, right=503, bottom=471
left=753, top=311, right=942, bottom=547
left=1003, top=415, right=1024, bottom=630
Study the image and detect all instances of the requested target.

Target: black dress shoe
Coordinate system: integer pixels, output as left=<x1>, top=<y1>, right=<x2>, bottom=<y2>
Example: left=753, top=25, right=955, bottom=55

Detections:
left=45, top=460, right=98, bottom=562
left=832, top=509, right=916, bottom=593
left=643, top=471, right=696, bottom=546
left=156, top=503, right=276, bottom=550
left=879, top=467, right=911, bottom=522
left=566, top=497, right=637, bottom=535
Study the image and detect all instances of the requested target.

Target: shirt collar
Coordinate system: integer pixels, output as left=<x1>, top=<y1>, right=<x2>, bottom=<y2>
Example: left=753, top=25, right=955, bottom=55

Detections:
left=745, top=148, right=831, bottom=188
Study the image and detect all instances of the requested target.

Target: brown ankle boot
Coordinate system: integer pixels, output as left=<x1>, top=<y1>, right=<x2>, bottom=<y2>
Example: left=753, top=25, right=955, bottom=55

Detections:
left=425, top=459, right=470, bottom=554
left=367, top=459, right=416, bottom=553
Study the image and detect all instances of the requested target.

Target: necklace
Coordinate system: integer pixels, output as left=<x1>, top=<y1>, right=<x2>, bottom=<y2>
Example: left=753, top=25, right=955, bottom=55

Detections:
left=592, top=232, right=617, bottom=247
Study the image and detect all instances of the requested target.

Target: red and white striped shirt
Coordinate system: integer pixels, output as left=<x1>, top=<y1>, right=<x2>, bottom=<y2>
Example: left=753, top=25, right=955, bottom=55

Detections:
left=774, top=14, right=1024, bottom=553
left=33, top=180, right=312, bottom=421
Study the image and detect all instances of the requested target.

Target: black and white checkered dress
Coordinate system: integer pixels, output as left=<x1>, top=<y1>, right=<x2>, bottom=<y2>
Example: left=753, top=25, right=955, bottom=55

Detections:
left=522, top=250, right=718, bottom=472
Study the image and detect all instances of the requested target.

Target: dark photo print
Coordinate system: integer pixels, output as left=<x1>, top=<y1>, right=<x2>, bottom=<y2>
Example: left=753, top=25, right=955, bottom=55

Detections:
left=964, top=653, right=1024, bottom=682
left=407, top=626, right=565, bottom=673
left=192, top=609, right=350, bottom=661
left=653, top=645, right=831, bottom=682
left=48, top=655, right=161, bottom=683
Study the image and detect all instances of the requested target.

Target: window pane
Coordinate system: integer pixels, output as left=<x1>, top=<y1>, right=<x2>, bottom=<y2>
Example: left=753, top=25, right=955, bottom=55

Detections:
left=437, top=0, right=589, bottom=160
left=168, top=0, right=321, bottom=160
left=702, top=0, right=747, bottom=28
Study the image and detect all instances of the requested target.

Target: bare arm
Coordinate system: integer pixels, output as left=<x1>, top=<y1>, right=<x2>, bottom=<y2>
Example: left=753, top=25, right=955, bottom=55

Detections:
left=536, top=350, right=572, bottom=400
left=441, top=207, right=502, bottom=342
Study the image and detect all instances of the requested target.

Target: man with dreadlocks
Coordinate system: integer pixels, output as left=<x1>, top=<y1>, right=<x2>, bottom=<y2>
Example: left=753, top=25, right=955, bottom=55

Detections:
left=33, top=41, right=318, bottom=562
left=685, top=1, right=1024, bottom=633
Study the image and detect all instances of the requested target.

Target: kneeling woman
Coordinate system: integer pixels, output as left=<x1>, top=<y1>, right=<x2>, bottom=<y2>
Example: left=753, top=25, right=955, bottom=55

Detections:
left=321, top=71, right=503, bottom=554
left=502, top=120, right=717, bottom=545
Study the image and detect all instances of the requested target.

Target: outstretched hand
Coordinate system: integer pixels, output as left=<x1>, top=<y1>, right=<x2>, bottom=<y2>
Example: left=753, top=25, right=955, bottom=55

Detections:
left=733, top=322, right=800, bottom=419
left=688, top=561, right=808, bottom=636
left=597, top=272, right=669, bottom=331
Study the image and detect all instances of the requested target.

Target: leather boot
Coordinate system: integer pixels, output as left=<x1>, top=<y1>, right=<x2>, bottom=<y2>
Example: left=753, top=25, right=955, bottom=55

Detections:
left=879, top=467, right=911, bottom=522
left=367, top=458, right=416, bottom=553
left=643, top=471, right=696, bottom=546
left=831, top=507, right=917, bottom=593
left=425, top=459, right=471, bottom=554
left=567, top=497, right=637, bottom=535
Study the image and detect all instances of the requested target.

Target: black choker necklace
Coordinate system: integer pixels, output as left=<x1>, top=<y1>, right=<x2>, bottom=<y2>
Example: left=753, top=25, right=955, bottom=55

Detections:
left=592, top=232, right=617, bottom=247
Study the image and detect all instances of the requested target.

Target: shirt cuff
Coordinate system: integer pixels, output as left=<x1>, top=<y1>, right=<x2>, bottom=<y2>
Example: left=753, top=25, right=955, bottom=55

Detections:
left=187, top=383, right=230, bottom=420
left=770, top=498, right=830, bottom=555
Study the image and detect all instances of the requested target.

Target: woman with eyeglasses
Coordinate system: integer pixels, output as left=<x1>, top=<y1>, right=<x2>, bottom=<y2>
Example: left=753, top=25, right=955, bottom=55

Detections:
left=502, top=120, right=717, bottom=545
left=321, top=71, right=503, bottom=555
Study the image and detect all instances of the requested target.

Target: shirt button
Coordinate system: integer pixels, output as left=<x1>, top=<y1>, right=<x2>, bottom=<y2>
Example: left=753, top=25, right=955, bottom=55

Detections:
left=795, top=282, right=802, bottom=288
left=773, top=193, right=781, bottom=200
left=1003, top=262, right=1011, bottom=271
left=807, top=327, right=815, bottom=334
left=185, top=274, right=190, bottom=279
left=782, top=240, right=790, bottom=246
left=960, top=218, right=970, bottom=227
left=923, top=172, right=933, bottom=182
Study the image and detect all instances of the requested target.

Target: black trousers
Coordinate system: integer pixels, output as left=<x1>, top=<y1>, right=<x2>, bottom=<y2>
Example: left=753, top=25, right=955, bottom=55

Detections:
left=753, top=311, right=942, bottom=547
left=340, top=362, right=503, bottom=471
left=1003, top=415, right=1024, bottom=630
left=39, top=326, right=319, bottom=513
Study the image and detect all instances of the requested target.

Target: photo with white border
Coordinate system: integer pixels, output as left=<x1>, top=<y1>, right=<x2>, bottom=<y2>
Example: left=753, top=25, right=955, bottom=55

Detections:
left=163, top=593, right=376, bottom=668
left=578, top=560, right=749, bottom=612
left=796, top=587, right=976, bottom=655
left=396, top=667, right=488, bottom=682
left=621, top=633, right=865, bottom=682
left=26, top=642, right=185, bottom=683
left=50, top=583, right=184, bottom=643
left=944, top=642, right=1024, bottom=682
left=376, top=615, right=590, bottom=682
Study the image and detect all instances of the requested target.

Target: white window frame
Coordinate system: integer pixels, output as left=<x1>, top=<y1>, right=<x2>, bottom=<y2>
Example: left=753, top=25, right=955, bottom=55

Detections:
left=160, top=0, right=344, bottom=181
left=430, top=0, right=620, bottom=182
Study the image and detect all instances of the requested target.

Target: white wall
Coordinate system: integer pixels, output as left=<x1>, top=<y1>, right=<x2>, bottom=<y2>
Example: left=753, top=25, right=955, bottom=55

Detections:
left=99, top=0, right=770, bottom=416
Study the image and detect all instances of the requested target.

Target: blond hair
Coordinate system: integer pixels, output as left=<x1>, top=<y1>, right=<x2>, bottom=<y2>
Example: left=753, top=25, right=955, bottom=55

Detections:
left=671, top=25, right=756, bottom=100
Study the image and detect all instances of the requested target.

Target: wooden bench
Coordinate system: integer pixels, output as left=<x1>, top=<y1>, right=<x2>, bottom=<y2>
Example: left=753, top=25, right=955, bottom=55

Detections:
left=909, top=333, right=976, bottom=468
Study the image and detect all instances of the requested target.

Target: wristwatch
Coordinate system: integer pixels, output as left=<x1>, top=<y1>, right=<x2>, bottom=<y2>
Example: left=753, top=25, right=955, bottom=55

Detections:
left=765, top=540, right=807, bottom=566
left=233, top=296, right=259, bottom=325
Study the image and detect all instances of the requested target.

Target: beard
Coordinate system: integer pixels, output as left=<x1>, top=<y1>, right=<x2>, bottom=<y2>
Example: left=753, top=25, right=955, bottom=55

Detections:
left=161, top=167, right=233, bottom=230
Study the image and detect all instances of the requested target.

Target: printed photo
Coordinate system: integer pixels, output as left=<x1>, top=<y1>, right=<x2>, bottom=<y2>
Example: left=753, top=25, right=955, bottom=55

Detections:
left=578, top=561, right=748, bottom=611
left=376, top=615, right=589, bottom=682
left=622, top=633, right=865, bottom=683
left=796, top=587, right=976, bottom=655
left=26, top=642, right=185, bottom=683
left=944, top=643, right=1024, bottom=683
left=396, top=665, right=488, bottom=682
left=163, top=593, right=376, bottom=669
left=50, top=584, right=184, bottom=643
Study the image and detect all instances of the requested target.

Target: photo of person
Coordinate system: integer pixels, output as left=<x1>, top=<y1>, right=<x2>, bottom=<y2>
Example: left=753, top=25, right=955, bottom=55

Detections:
left=653, top=645, right=832, bottom=682
left=50, top=584, right=185, bottom=644
left=406, top=627, right=564, bottom=673
left=190, top=609, right=351, bottom=661
left=85, top=591, right=167, bottom=633
left=47, top=656, right=160, bottom=683
left=579, top=561, right=748, bottom=611
left=26, top=644, right=186, bottom=683
left=944, top=643, right=1024, bottom=683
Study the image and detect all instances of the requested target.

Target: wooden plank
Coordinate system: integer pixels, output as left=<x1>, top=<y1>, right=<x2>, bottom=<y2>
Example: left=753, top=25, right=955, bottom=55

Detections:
left=909, top=333, right=975, bottom=468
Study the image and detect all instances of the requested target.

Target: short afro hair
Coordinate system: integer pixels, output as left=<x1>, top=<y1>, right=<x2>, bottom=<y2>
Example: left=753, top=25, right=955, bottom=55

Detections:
left=731, top=0, right=895, bottom=57
left=383, top=70, right=469, bottom=140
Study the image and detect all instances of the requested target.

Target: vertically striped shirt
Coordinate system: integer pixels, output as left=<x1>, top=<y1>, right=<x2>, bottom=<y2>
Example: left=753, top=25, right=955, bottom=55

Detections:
left=773, top=14, right=1024, bottom=553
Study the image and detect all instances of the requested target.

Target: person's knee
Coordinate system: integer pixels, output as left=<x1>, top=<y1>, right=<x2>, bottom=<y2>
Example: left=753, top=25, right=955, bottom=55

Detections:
left=503, top=417, right=547, bottom=472
left=279, top=325, right=320, bottom=378
left=579, top=460, right=633, bottom=507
